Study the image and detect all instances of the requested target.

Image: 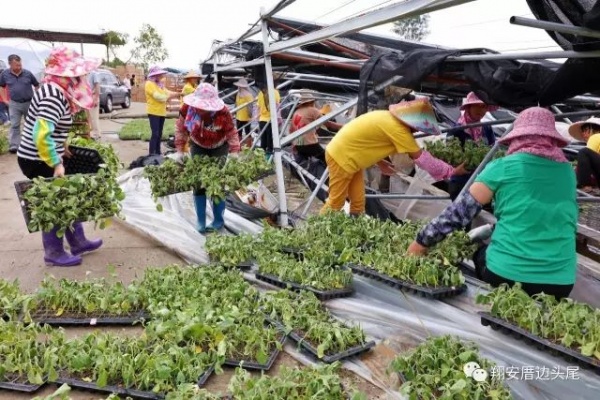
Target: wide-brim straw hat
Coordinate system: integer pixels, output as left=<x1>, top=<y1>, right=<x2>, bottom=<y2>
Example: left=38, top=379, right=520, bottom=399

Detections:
left=460, top=91, right=499, bottom=112
left=498, top=107, right=569, bottom=147
left=147, top=65, right=168, bottom=78
left=568, top=117, right=600, bottom=142
left=295, top=90, right=318, bottom=105
left=44, top=46, right=101, bottom=78
left=184, top=70, right=203, bottom=80
left=388, top=98, right=441, bottom=136
left=234, top=78, right=250, bottom=87
left=183, top=82, right=225, bottom=111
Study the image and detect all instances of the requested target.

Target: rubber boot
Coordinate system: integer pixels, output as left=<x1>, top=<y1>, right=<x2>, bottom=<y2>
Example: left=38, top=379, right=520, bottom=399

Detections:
left=194, top=195, right=208, bottom=233
left=265, top=152, right=272, bottom=162
left=65, top=222, right=103, bottom=256
left=206, top=200, right=226, bottom=232
left=42, top=228, right=82, bottom=267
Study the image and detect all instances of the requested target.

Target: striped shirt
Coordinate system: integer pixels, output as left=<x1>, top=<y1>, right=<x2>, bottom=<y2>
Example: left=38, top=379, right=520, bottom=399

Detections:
left=17, top=83, right=72, bottom=166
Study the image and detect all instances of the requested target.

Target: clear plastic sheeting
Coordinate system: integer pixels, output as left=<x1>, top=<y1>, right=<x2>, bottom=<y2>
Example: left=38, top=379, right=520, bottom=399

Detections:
left=117, top=169, right=263, bottom=265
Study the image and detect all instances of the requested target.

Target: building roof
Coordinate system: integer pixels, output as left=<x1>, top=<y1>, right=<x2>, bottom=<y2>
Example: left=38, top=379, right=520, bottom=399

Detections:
left=0, top=27, right=107, bottom=45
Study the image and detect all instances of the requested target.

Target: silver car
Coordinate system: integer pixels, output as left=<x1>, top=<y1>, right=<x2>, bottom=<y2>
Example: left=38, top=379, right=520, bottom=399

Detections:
left=96, top=69, right=131, bottom=113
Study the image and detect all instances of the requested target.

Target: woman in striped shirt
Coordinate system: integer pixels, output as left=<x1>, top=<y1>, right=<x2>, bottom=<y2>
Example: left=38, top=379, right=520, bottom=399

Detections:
left=17, top=47, right=103, bottom=267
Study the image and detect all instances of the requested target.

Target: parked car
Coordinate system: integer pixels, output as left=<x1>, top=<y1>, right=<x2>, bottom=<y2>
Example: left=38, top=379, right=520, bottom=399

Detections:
left=95, top=69, right=130, bottom=113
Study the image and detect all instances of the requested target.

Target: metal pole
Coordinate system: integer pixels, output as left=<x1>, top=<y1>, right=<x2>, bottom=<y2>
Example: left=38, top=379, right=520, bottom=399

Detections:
left=282, top=153, right=330, bottom=190
left=364, top=193, right=451, bottom=200
left=551, top=105, right=572, bottom=125
left=578, top=197, right=600, bottom=203
left=213, top=58, right=219, bottom=91
left=510, top=16, right=600, bottom=40
left=447, top=49, right=600, bottom=61
left=301, top=168, right=329, bottom=217
left=261, top=11, right=288, bottom=227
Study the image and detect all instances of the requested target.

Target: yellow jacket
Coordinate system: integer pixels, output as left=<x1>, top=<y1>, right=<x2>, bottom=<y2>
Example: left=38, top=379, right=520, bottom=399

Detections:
left=235, top=92, right=254, bottom=122
left=257, top=90, right=280, bottom=122
left=145, top=81, right=169, bottom=117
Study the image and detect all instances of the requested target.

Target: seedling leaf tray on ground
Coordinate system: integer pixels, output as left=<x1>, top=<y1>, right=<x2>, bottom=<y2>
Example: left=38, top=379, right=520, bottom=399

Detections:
left=479, top=312, right=600, bottom=374
left=0, top=377, right=46, bottom=393
left=254, top=272, right=354, bottom=301
left=288, top=330, right=376, bottom=363
left=63, top=145, right=104, bottom=175
left=223, top=332, right=287, bottom=371
left=198, top=366, right=214, bottom=386
left=54, top=377, right=164, bottom=400
left=347, top=263, right=467, bottom=299
left=26, top=309, right=150, bottom=326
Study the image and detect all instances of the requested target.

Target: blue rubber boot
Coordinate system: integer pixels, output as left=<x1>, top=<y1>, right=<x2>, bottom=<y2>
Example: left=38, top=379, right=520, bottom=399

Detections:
left=265, top=152, right=272, bottom=162
left=206, top=200, right=226, bottom=232
left=194, top=195, right=207, bottom=233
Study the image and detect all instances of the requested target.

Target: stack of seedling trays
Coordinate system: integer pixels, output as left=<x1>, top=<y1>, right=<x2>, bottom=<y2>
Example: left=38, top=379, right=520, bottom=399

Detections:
left=63, top=145, right=104, bottom=174
left=579, top=201, right=600, bottom=232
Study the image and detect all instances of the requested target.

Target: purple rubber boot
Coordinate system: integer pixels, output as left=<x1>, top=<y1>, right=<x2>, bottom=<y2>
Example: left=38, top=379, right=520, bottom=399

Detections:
left=65, top=222, right=103, bottom=256
left=42, top=228, right=82, bottom=267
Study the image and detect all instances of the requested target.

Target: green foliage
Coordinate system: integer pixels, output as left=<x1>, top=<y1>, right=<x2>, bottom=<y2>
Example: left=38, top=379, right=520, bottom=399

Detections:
left=69, top=136, right=123, bottom=175
left=390, top=335, right=513, bottom=399
left=477, top=284, right=600, bottom=360
left=130, top=24, right=169, bottom=71
left=425, top=137, right=505, bottom=170
left=0, top=279, right=27, bottom=320
left=118, top=119, right=175, bottom=141
left=392, top=15, right=431, bottom=41
left=0, top=125, right=9, bottom=155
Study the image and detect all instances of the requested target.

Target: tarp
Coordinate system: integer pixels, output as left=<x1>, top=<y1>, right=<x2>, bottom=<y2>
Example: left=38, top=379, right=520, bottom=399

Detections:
left=116, top=168, right=600, bottom=400
left=0, top=38, right=51, bottom=79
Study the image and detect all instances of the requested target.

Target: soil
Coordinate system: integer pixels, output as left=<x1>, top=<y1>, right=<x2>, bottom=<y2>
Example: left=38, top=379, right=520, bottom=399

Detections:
left=0, top=110, right=385, bottom=400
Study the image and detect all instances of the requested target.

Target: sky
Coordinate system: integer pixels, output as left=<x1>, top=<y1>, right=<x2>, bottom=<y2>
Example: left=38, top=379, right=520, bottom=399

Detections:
left=0, top=0, right=562, bottom=69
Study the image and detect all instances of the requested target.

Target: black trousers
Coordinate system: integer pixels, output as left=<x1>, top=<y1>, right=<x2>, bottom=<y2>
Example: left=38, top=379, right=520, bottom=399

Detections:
left=259, top=121, right=273, bottom=154
left=237, top=120, right=250, bottom=140
left=296, top=143, right=325, bottom=164
left=576, top=147, right=600, bottom=188
left=148, top=114, right=165, bottom=155
left=190, top=141, right=228, bottom=196
left=474, top=245, right=574, bottom=300
left=18, top=157, right=54, bottom=179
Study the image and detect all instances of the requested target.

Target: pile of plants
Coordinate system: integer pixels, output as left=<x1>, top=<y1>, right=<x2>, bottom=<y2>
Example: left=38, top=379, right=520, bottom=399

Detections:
left=205, top=233, right=256, bottom=266
left=389, top=335, right=512, bottom=399
left=118, top=119, right=175, bottom=141
left=477, top=284, right=600, bottom=359
left=69, top=111, right=90, bottom=137
left=256, top=252, right=353, bottom=291
left=165, top=384, right=224, bottom=400
left=262, top=290, right=367, bottom=359
left=0, top=125, right=9, bottom=155
left=0, top=320, right=65, bottom=385
left=0, top=279, right=27, bottom=320
left=23, top=277, right=147, bottom=321
left=69, top=136, right=123, bottom=175
left=22, top=169, right=125, bottom=236
left=229, top=362, right=362, bottom=400
left=425, top=137, right=505, bottom=170
left=144, top=148, right=271, bottom=202
left=57, top=331, right=216, bottom=394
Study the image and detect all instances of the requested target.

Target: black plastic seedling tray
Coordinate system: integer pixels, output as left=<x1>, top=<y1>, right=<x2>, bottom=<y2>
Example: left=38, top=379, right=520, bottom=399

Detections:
left=54, top=377, right=164, bottom=400
left=288, top=329, right=375, bottom=363
left=280, top=247, right=305, bottom=260
left=348, top=264, right=467, bottom=299
left=479, top=312, right=600, bottom=374
left=255, top=272, right=354, bottom=301
left=28, top=309, right=149, bottom=326
left=0, top=378, right=45, bottom=393
left=198, top=366, right=214, bottom=386
left=63, top=145, right=104, bottom=175
left=224, top=333, right=286, bottom=371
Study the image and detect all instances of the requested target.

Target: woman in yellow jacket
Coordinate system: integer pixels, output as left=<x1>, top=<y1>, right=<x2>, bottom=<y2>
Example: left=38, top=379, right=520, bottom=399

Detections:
left=256, top=85, right=281, bottom=159
left=145, top=66, right=179, bottom=155
left=234, top=78, right=253, bottom=143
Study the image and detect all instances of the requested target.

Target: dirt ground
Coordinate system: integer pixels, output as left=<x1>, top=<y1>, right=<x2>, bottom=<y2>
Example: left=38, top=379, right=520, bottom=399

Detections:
left=0, top=109, right=386, bottom=399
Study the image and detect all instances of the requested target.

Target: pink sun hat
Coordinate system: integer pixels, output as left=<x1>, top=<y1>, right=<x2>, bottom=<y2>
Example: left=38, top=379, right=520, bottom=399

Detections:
left=183, top=83, right=225, bottom=111
left=498, top=107, right=569, bottom=147
left=147, top=65, right=168, bottom=78
left=460, top=91, right=499, bottom=112
left=44, top=46, right=101, bottom=78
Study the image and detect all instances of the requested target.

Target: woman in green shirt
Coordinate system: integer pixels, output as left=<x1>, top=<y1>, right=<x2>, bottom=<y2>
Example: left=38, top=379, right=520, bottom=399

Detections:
left=407, top=107, right=577, bottom=299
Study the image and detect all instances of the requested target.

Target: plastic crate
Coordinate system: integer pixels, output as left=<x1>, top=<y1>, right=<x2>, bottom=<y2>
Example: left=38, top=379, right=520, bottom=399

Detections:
left=63, top=145, right=104, bottom=174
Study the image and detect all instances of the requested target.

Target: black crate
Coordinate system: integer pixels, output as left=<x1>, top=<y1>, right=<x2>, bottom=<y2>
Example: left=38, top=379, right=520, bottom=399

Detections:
left=224, top=333, right=286, bottom=371
left=63, top=145, right=104, bottom=175
left=254, top=272, right=354, bottom=301
left=479, top=312, right=600, bottom=374
left=27, top=309, right=149, bottom=327
left=53, top=377, right=164, bottom=400
left=287, top=330, right=375, bottom=363
left=0, top=378, right=45, bottom=393
left=198, top=366, right=214, bottom=387
left=347, top=264, right=467, bottom=300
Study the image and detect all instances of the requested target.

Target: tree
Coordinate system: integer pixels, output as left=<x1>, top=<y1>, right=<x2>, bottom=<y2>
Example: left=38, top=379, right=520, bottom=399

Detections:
left=102, top=31, right=128, bottom=63
left=129, top=24, right=169, bottom=71
left=391, top=15, right=431, bottom=42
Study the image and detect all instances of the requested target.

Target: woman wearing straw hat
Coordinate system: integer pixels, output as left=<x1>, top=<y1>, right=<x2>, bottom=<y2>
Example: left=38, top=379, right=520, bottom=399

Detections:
left=234, top=78, right=254, bottom=143
left=446, top=91, right=498, bottom=200
left=181, top=70, right=202, bottom=103
left=145, top=66, right=179, bottom=155
left=16, top=47, right=104, bottom=267
left=289, top=90, right=342, bottom=164
left=174, top=83, right=240, bottom=233
left=568, top=117, right=600, bottom=194
left=321, top=98, right=467, bottom=216
left=408, top=107, right=577, bottom=299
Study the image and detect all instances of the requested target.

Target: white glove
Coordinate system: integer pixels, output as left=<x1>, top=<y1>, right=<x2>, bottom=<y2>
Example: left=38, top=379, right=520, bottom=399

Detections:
left=167, top=152, right=188, bottom=164
left=227, top=152, right=240, bottom=160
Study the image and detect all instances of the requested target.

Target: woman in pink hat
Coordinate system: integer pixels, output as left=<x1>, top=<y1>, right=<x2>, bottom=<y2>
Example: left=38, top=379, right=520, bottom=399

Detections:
left=16, top=46, right=104, bottom=267
left=408, top=107, right=577, bottom=299
left=174, top=83, right=240, bottom=233
left=446, top=91, right=498, bottom=200
left=145, top=66, right=179, bottom=155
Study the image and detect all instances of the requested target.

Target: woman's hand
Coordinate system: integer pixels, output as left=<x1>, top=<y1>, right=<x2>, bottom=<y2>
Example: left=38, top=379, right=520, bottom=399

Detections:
left=407, top=240, right=428, bottom=256
left=63, top=146, right=73, bottom=159
left=377, top=160, right=397, bottom=176
left=452, top=163, right=469, bottom=176
left=53, top=163, right=65, bottom=177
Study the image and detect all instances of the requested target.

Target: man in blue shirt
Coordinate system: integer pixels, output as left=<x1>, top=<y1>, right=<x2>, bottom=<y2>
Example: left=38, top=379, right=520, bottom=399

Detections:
left=0, top=54, right=39, bottom=153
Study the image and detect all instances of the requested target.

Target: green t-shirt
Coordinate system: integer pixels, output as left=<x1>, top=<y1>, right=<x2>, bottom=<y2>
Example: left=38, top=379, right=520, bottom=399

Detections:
left=475, top=153, right=577, bottom=285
